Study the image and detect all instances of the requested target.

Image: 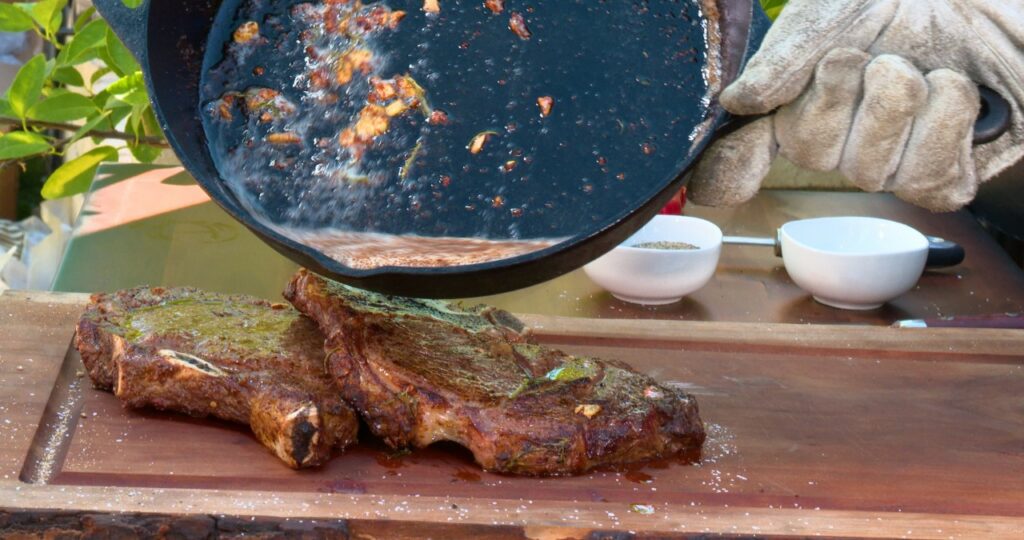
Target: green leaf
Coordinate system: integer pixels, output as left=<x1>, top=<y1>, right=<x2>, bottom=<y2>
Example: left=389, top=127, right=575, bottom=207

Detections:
left=30, top=0, right=68, bottom=38
left=27, top=93, right=96, bottom=122
left=70, top=48, right=102, bottom=65
left=89, top=66, right=112, bottom=85
left=102, top=28, right=139, bottom=76
left=40, top=87, right=70, bottom=98
left=0, top=99, right=13, bottom=117
left=93, top=87, right=111, bottom=106
left=66, top=110, right=110, bottom=148
left=41, top=145, right=118, bottom=199
left=129, top=143, right=161, bottom=163
left=58, top=18, right=109, bottom=66
left=90, top=86, right=131, bottom=130
left=121, top=0, right=144, bottom=8
left=119, top=87, right=151, bottom=107
left=73, top=6, right=96, bottom=32
left=105, top=71, right=144, bottom=95
left=760, top=0, right=788, bottom=20
left=7, top=54, right=47, bottom=120
left=98, top=95, right=130, bottom=114
left=0, top=4, right=36, bottom=32
left=52, top=65, right=85, bottom=87
left=106, top=104, right=132, bottom=130
left=140, top=105, right=162, bottom=136
left=124, top=105, right=165, bottom=162
left=0, top=131, right=52, bottom=160
left=126, top=102, right=146, bottom=134
left=102, top=95, right=126, bottom=110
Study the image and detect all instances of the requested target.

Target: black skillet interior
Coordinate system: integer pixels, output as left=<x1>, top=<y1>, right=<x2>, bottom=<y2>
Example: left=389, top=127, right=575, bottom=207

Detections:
left=94, top=0, right=770, bottom=298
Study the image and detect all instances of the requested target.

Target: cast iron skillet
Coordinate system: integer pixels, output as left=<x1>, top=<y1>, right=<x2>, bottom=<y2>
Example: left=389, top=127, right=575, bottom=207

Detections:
left=92, top=0, right=1010, bottom=298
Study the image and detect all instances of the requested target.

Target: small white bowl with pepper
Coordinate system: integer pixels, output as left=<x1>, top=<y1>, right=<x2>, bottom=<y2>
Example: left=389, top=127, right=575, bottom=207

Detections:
left=584, top=215, right=722, bottom=305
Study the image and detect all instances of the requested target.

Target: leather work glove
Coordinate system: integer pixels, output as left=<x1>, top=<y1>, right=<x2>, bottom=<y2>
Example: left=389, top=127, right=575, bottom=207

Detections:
left=687, top=0, right=1024, bottom=212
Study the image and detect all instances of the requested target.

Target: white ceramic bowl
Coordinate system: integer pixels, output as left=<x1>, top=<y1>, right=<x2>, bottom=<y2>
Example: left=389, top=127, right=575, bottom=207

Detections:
left=583, top=215, right=722, bottom=305
left=779, top=217, right=929, bottom=310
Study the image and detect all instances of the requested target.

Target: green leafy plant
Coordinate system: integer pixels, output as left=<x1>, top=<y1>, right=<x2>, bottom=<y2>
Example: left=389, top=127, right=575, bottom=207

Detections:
left=761, top=0, right=789, bottom=20
left=0, top=0, right=164, bottom=200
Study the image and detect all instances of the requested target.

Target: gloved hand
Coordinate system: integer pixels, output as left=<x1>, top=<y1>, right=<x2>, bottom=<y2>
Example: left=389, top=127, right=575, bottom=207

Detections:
left=688, top=0, right=1024, bottom=212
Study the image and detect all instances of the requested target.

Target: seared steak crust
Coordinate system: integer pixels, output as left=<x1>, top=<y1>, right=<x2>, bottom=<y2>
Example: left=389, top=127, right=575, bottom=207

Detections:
left=285, top=269, right=705, bottom=476
left=75, top=287, right=358, bottom=468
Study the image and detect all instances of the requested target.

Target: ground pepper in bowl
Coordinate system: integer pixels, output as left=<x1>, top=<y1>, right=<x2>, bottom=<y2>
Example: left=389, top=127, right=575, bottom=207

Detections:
left=631, top=241, right=699, bottom=250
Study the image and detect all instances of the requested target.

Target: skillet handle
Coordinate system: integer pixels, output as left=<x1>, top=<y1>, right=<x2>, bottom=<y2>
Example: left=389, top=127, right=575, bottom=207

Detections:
left=924, top=236, right=965, bottom=269
left=975, top=87, right=1012, bottom=145
left=93, top=0, right=150, bottom=67
left=715, top=86, right=1012, bottom=146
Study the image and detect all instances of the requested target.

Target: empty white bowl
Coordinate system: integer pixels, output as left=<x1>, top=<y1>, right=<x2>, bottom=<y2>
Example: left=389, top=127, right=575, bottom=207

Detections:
left=780, top=217, right=929, bottom=310
left=583, top=215, right=722, bottom=305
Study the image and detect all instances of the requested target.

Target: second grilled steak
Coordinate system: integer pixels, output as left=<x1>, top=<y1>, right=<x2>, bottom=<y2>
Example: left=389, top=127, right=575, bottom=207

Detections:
left=75, top=287, right=359, bottom=468
left=286, top=269, right=705, bottom=476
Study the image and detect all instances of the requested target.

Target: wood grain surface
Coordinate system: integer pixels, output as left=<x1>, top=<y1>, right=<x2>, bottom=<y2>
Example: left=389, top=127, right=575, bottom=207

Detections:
left=0, top=291, right=88, bottom=482
left=2, top=290, right=1023, bottom=539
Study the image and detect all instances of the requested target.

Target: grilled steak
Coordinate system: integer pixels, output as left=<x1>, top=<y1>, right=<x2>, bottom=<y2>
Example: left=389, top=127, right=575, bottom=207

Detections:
left=75, top=287, right=358, bottom=469
left=285, top=269, right=705, bottom=476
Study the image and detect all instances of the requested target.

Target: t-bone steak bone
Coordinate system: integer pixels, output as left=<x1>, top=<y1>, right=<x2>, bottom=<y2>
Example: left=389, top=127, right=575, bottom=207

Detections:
left=285, top=269, right=705, bottom=476
left=74, top=287, right=358, bottom=468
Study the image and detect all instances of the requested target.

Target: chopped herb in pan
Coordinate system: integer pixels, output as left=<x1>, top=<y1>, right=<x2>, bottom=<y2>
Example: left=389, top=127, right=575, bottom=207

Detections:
left=509, top=12, right=531, bottom=39
left=536, top=96, right=553, bottom=117
left=233, top=21, right=260, bottom=44
left=468, top=131, right=499, bottom=154
left=485, top=0, right=504, bottom=15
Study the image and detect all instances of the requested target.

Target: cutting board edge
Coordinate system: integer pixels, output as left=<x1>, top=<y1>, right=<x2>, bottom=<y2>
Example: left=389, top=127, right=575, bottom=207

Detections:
left=518, top=314, right=1024, bottom=357
left=3, top=481, right=1024, bottom=539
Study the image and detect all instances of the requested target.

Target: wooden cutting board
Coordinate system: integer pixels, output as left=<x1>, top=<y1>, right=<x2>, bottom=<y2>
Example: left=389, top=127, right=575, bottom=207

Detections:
left=2, top=290, right=1023, bottom=539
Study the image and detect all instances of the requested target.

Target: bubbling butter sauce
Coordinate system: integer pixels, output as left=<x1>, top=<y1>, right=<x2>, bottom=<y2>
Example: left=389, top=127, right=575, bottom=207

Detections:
left=200, top=0, right=718, bottom=269
left=200, top=0, right=565, bottom=268
left=202, top=0, right=436, bottom=227
left=277, top=227, right=560, bottom=269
